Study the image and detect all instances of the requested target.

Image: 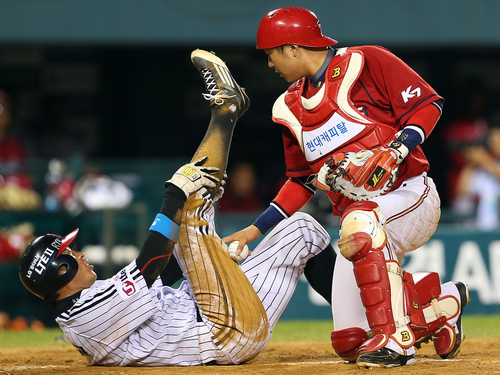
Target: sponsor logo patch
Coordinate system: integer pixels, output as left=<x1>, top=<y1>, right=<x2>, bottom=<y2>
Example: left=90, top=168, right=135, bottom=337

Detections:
left=368, top=166, right=386, bottom=188
left=27, top=247, right=55, bottom=280
left=114, top=267, right=138, bottom=300
left=396, top=81, right=428, bottom=108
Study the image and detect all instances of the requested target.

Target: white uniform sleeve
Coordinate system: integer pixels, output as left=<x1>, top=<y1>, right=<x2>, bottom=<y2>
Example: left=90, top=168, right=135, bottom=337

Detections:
left=56, top=261, right=160, bottom=363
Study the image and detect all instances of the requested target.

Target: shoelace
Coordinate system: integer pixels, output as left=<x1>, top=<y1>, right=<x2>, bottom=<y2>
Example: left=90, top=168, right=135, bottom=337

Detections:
left=200, top=68, right=236, bottom=105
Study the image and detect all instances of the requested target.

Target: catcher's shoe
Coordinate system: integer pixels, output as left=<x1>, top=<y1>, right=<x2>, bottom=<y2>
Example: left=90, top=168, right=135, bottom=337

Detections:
left=191, top=49, right=250, bottom=119
left=356, top=347, right=416, bottom=368
left=436, top=282, right=470, bottom=359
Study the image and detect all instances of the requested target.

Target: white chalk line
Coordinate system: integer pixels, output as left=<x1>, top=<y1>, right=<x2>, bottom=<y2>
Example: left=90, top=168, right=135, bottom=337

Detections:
left=0, top=365, right=72, bottom=372
left=0, top=358, right=484, bottom=371
left=278, top=358, right=480, bottom=366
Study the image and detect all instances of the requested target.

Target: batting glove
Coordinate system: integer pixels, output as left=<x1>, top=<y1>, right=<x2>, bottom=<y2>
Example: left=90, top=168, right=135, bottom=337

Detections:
left=167, top=156, right=220, bottom=198
left=213, top=172, right=228, bottom=203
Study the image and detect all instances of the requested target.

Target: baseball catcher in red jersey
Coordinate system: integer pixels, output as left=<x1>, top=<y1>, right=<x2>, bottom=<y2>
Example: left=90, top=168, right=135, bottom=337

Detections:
left=223, top=6, right=470, bottom=368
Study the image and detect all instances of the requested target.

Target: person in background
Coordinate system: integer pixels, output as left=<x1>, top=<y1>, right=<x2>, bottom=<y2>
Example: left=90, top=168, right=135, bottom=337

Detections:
left=0, top=89, right=31, bottom=189
left=217, top=161, right=264, bottom=212
left=443, top=80, right=490, bottom=221
left=455, top=117, right=500, bottom=230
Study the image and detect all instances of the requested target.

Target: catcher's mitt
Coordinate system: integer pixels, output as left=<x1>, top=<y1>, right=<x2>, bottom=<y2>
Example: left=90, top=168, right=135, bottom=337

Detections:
left=313, top=147, right=402, bottom=201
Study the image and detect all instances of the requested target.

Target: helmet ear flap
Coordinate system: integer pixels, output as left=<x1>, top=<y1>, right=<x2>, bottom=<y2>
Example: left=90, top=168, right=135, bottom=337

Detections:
left=57, top=263, right=69, bottom=276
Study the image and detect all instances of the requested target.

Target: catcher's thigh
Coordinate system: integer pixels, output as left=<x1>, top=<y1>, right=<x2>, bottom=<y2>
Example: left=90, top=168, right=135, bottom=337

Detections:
left=174, top=190, right=269, bottom=364
left=372, top=172, right=440, bottom=258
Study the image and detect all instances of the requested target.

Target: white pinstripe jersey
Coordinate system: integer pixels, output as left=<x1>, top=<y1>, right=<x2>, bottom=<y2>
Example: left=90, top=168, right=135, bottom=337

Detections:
left=55, top=211, right=332, bottom=367
left=56, top=261, right=219, bottom=366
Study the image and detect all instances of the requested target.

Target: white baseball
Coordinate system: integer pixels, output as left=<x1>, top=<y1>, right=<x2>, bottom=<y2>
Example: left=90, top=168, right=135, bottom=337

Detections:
left=227, top=241, right=250, bottom=262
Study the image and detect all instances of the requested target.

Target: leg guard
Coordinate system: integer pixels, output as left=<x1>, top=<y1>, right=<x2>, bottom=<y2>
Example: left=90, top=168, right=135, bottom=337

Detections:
left=338, top=202, right=415, bottom=353
left=412, top=272, right=463, bottom=357
left=354, top=254, right=416, bottom=352
left=331, top=328, right=369, bottom=362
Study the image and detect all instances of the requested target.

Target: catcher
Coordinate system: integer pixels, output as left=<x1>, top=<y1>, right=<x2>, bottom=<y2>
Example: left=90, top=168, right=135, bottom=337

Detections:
left=18, top=49, right=335, bottom=366
left=224, top=6, right=470, bottom=368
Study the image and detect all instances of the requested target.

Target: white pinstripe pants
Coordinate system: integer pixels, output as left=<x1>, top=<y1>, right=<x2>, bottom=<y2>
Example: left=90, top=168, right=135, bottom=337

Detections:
left=241, top=212, right=332, bottom=338
left=332, top=172, right=441, bottom=332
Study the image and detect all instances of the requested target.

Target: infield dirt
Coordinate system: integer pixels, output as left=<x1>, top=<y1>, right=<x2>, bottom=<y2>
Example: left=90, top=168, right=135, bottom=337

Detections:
left=0, top=338, right=498, bottom=374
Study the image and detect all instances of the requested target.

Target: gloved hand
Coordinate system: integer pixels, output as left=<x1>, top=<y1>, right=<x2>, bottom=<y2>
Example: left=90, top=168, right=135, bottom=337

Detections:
left=311, top=141, right=408, bottom=201
left=166, top=156, right=220, bottom=198
left=213, top=172, right=228, bottom=203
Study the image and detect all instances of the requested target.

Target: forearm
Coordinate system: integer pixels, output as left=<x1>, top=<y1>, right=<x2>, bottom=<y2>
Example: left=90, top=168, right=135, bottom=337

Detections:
left=253, top=177, right=315, bottom=234
left=136, top=184, right=186, bottom=287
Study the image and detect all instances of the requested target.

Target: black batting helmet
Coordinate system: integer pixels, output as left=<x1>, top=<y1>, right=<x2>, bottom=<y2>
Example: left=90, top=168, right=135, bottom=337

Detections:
left=19, top=229, right=80, bottom=300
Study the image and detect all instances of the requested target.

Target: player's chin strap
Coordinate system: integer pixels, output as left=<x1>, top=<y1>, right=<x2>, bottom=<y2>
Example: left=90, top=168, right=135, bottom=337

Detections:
left=331, top=201, right=460, bottom=360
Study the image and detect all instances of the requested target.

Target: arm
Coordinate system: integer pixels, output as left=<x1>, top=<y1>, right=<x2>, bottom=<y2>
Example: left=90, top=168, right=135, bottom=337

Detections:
left=464, top=145, right=500, bottom=179
left=222, top=176, right=315, bottom=249
left=136, top=158, right=219, bottom=287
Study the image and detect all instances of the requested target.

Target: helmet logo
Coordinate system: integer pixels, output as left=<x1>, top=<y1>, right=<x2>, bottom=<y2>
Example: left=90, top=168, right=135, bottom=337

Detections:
left=26, top=247, right=55, bottom=280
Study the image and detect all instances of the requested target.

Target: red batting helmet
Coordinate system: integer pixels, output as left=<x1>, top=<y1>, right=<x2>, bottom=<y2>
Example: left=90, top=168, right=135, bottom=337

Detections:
left=256, top=7, right=338, bottom=49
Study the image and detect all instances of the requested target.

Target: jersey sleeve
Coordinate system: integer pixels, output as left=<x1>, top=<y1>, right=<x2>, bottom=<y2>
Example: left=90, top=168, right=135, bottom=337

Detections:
left=56, top=261, right=160, bottom=364
left=283, top=127, right=314, bottom=178
left=357, top=45, right=443, bottom=126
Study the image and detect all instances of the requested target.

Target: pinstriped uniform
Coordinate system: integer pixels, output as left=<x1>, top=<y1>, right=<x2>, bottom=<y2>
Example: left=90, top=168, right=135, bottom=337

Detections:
left=174, top=189, right=269, bottom=365
left=56, top=189, right=332, bottom=366
left=241, top=211, right=331, bottom=332
left=56, top=262, right=217, bottom=366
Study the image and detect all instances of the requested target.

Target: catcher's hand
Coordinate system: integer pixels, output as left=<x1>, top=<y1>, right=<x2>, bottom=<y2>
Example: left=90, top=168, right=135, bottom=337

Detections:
left=166, top=156, right=220, bottom=198
left=313, top=144, right=406, bottom=201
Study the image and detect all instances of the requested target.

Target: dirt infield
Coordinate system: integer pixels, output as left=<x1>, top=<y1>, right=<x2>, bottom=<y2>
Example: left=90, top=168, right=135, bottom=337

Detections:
left=0, top=339, right=498, bottom=375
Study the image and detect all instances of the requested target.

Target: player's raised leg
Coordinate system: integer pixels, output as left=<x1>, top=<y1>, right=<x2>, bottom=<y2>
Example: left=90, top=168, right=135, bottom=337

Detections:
left=174, top=50, right=268, bottom=365
left=189, top=49, right=249, bottom=196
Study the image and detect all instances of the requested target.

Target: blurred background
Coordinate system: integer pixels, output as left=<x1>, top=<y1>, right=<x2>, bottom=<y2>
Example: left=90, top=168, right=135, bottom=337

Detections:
left=1, top=0, right=500, bottom=330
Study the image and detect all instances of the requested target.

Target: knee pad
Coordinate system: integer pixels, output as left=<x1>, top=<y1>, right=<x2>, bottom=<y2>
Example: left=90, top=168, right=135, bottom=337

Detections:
left=338, top=202, right=387, bottom=260
left=331, top=327, right=369, bottom=362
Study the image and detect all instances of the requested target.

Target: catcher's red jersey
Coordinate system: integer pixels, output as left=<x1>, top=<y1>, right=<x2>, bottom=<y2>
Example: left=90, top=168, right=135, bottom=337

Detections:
left=272, top=46, right=443, bottom=215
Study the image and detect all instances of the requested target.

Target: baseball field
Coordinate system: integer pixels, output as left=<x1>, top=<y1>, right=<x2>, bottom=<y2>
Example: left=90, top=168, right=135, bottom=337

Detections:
left=1, top=316, right=499, bottom=374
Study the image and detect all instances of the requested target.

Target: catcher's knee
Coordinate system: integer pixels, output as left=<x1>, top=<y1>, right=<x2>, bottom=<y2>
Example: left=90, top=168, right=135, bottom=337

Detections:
left=331, top=327, right=369, bottom=362
left=337, top=202, right=387, bottom=261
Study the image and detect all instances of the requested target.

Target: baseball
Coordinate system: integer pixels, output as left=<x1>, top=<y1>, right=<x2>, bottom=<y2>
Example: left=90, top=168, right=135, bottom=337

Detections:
left=227, top=241, right=250, bottom=262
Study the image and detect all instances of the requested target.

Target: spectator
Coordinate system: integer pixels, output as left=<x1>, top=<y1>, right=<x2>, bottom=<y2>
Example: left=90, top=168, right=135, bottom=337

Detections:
left=0, top=89, right=32, bottom=189
left=217, top=161, right=264, bottom=212
left=443, top=80, right=490, bottom=216
left=456, top=117, right=500, bottom=230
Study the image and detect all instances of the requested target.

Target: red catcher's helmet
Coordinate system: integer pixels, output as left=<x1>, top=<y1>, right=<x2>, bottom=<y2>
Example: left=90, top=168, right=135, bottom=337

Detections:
left=257, top=7, right=338, bottom=49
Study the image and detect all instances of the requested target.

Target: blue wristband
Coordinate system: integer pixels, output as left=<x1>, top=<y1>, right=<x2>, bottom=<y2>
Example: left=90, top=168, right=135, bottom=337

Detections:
left=253, top=204, right=288, bottom=234
left=397, top=126, right=424, bottom=153
left=149, top=213, right=180, bottom=242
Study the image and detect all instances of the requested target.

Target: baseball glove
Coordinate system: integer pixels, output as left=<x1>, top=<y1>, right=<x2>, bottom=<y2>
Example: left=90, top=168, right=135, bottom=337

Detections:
left=312, top=147, right=402, bottom=201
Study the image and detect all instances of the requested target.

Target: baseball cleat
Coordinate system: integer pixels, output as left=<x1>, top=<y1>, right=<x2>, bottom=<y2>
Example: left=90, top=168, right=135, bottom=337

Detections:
left=435, top=282, right=470, bottom=359
left=414, top=333, right=432, bottom=350
left=356, top=347, right=416, bottom=368
left=191, top=49, right=250, bottom=119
